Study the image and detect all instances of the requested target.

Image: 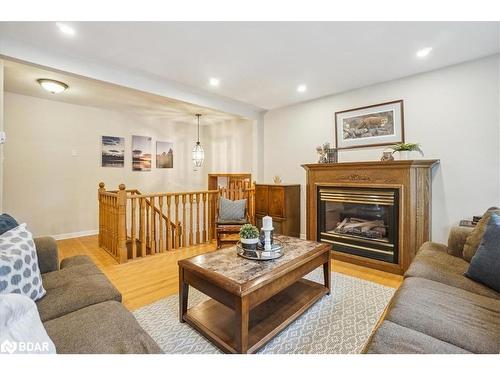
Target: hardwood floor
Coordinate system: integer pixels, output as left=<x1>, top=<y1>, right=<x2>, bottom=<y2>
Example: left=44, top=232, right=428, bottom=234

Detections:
left=57, top=235, right=402, bottom=311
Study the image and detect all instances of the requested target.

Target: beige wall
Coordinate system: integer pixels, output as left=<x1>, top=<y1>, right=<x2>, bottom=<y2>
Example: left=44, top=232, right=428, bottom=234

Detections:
left=263, top=56, right=500, bottom=243
left=3, top=92, right=252, bottom=237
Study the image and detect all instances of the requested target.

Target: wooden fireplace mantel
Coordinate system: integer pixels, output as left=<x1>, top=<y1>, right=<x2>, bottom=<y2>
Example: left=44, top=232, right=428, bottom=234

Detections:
left=302, top=159, right=440, bottom=274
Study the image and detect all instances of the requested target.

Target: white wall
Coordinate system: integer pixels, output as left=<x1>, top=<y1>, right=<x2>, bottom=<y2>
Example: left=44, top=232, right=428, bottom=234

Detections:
left=204, top=118, right=254, bottom=175
left=3, top=92, right=253, bottom=237
left=263, top=55, right=500, bottom=243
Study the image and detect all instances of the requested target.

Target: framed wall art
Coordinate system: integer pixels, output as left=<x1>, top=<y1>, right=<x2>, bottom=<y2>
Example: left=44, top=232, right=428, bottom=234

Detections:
left=132, top=135, right=152, bottom=171
left=101, top=136, right=125, bottom=168
left=156, top=141, right=173, bottom=168
left=335, top=100, right=404, bottom=149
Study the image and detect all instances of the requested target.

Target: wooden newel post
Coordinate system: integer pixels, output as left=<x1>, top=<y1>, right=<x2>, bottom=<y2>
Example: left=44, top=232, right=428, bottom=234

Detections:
left=117, top=183, right=128, bottom=263
left=98, top=182, right=105, bottom=247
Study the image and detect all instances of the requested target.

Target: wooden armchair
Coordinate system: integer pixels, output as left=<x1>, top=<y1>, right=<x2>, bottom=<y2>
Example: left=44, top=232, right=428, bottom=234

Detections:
left=215, top=185, right=255, bottom=248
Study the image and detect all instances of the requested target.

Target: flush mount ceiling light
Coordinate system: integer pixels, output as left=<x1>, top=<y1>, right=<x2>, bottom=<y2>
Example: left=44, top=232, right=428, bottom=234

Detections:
left=192, top=114, right=205, bottom=168
left=37, top=79, right=69, bottom=94
left=416, top=47, right=432, bottom=58
left=56, top=22, right=75, bottom=36
left=209, top=78, right=220, bottom=87
left=297, top=84, right=307, bottom=93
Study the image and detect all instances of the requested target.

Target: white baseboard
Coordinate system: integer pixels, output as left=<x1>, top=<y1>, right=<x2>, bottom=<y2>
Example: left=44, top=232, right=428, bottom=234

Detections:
left=51, top=229, right=99, bottom=240
left=300, top=233, right=306, bottom=240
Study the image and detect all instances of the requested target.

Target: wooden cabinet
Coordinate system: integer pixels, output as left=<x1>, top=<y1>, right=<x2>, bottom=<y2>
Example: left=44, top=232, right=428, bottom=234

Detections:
left=255, top=184, right=300, bottom=237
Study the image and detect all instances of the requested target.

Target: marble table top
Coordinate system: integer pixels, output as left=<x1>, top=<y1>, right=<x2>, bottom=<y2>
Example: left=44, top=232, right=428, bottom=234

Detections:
left=181, top=235, right=327, bottom=285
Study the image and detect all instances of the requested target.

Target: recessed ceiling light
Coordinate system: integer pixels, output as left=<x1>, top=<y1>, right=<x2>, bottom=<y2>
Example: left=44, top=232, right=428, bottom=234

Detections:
left=37, top=79, right=69, bottom=94
left=297, top=84, right=307, bottom=93
left=416, top=47, right=432, bottom=58
left=209, top=78, right=220, bottom=87
left=56, top=22, right=75, bottom=36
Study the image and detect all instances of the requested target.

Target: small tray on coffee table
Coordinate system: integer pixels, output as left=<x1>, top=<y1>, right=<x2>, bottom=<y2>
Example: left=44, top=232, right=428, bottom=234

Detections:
left=236, top=238, right=285, bottom=260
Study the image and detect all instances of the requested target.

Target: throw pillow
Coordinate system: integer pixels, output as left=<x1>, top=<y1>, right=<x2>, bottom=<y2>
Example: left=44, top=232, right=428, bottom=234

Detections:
left=0, top=293, right=56, bottom=354
left=219, top=197, right=247, bottom=221
left=0, top=214, right=18, bottom=236
left=463, top=207, right=500, bottom=262
left=465, top=213, right=500, bottom=292
left=0, top=224, right=46, bottom=301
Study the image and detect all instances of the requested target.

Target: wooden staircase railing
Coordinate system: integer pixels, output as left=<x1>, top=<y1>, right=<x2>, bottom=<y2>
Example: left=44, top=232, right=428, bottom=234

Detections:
left=97, top=182, right=255, bottom=263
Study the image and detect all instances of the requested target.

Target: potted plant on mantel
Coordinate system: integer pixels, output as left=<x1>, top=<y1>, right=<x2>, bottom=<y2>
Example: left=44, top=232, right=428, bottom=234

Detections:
left=391, top=143, right=424, bottom=160
left=239, top=224, right=260, bottom=250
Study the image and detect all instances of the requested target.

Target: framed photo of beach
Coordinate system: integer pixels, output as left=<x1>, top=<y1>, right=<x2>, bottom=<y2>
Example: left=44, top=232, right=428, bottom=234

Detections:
left=132, top=135, right=152, bottom=171
left=335, top=100, right=404, bottom=149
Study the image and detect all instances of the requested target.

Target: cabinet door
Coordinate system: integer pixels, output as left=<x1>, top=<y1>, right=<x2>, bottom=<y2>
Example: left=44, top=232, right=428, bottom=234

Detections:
left=255, top=185, right=269, bottom=215
left=268, top=187, right=285, bottom=218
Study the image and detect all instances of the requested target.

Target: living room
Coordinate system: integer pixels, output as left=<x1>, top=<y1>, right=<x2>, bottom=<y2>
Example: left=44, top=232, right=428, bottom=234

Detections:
left=0, top=2, right=499, bottom=374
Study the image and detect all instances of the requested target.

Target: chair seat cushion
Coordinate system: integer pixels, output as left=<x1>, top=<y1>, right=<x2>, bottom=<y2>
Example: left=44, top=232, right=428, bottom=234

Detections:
left=216, top=219, right=248, bottom=225
left=365, top=320, right=470, bottom=354
left=405, top=242, right=500, bottom=299
left=385, top=277, right=500, bottom=353
left=44, top=301, right=163, bottom=354
left=36, top=260, right=121, bottom=322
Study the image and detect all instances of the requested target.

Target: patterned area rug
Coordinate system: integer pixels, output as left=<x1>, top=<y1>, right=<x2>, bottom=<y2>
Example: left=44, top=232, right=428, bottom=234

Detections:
left=133, top=270, right=395, bottom=354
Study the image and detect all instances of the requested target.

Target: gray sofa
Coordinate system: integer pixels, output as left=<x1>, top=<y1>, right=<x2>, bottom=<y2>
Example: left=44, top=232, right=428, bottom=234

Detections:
left=34, top=237, right=162, bottom=354
left=364, top=226, right=500, bottom=354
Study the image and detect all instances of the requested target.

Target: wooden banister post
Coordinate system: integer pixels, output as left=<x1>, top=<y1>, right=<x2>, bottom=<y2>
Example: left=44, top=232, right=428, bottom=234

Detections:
left=117, top=183, right=128, bottom=263
left=98, top=182, right=105, bottom=246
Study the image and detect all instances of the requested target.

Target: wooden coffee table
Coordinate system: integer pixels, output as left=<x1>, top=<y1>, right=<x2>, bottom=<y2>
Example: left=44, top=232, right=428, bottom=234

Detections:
left=178, top=236, right=331, bottom=353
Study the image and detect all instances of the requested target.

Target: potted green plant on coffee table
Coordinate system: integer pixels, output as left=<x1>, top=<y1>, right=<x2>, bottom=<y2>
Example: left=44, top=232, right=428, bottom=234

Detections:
left=239, top=224, right=260, bottom=250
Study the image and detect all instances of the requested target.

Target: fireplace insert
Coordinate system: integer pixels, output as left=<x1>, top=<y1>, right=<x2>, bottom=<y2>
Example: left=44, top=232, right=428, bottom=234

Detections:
left=317, top=186, right=399, bottom=263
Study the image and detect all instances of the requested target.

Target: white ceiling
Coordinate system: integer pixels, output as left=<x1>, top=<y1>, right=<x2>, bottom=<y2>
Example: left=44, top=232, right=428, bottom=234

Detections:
left=1, top=22, right=499, bottom=110
left=3, top=59, right=244, bottom=125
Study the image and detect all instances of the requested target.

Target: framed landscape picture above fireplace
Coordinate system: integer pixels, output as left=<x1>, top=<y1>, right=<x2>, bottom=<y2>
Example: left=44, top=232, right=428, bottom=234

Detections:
left=335, top=100, right=404, bottom=149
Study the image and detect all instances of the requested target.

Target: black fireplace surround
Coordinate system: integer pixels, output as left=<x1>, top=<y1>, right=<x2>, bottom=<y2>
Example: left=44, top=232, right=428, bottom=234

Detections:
left=317, top=186, right=399, bottom=264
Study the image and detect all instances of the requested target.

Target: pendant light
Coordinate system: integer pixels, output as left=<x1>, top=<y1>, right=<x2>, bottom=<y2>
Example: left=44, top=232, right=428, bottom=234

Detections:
left=192, top=114, right=205, bottom=168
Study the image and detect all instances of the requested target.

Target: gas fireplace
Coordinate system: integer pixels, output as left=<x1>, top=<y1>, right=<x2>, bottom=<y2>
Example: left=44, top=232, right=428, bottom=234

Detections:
left=317, top=187, right=399, bottom=263
left=302, top=160, right=439, bottom=274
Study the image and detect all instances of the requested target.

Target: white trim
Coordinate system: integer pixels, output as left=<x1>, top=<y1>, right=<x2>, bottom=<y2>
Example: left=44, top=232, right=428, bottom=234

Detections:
left=50, top=229, right=98, bottom=240
left=300, top=233, right=307, bottom=240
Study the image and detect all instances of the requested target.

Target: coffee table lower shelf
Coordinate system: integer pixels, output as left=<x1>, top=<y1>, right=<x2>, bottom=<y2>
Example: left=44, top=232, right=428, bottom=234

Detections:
left=183, top=278, right=328, bottom=353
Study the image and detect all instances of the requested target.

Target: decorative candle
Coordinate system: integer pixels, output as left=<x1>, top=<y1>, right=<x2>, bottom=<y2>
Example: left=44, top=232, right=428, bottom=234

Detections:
left=262, top=216, right=273, bottom=230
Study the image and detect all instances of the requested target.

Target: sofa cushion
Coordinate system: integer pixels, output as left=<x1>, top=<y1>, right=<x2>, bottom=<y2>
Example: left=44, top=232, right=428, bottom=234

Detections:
left=463, top=207, right=500, bottom=262
left=466, top=213, right=500, bottom=292
left=44, top=301, right=163, bottom=354
left=0, top=213, right=18, bottom=235
left=36, top=261, right=121, bottom=322
left=385, top=277, right=500, bottom=353
left=405, top=242, right=500, bottom=299
left=0, top=224, right=47, bottom=301
left=34, top=237, right=59, bottom=274
left=365, top=320, right=470, bottom=354
left=60, top=255, right=94, bottom=269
